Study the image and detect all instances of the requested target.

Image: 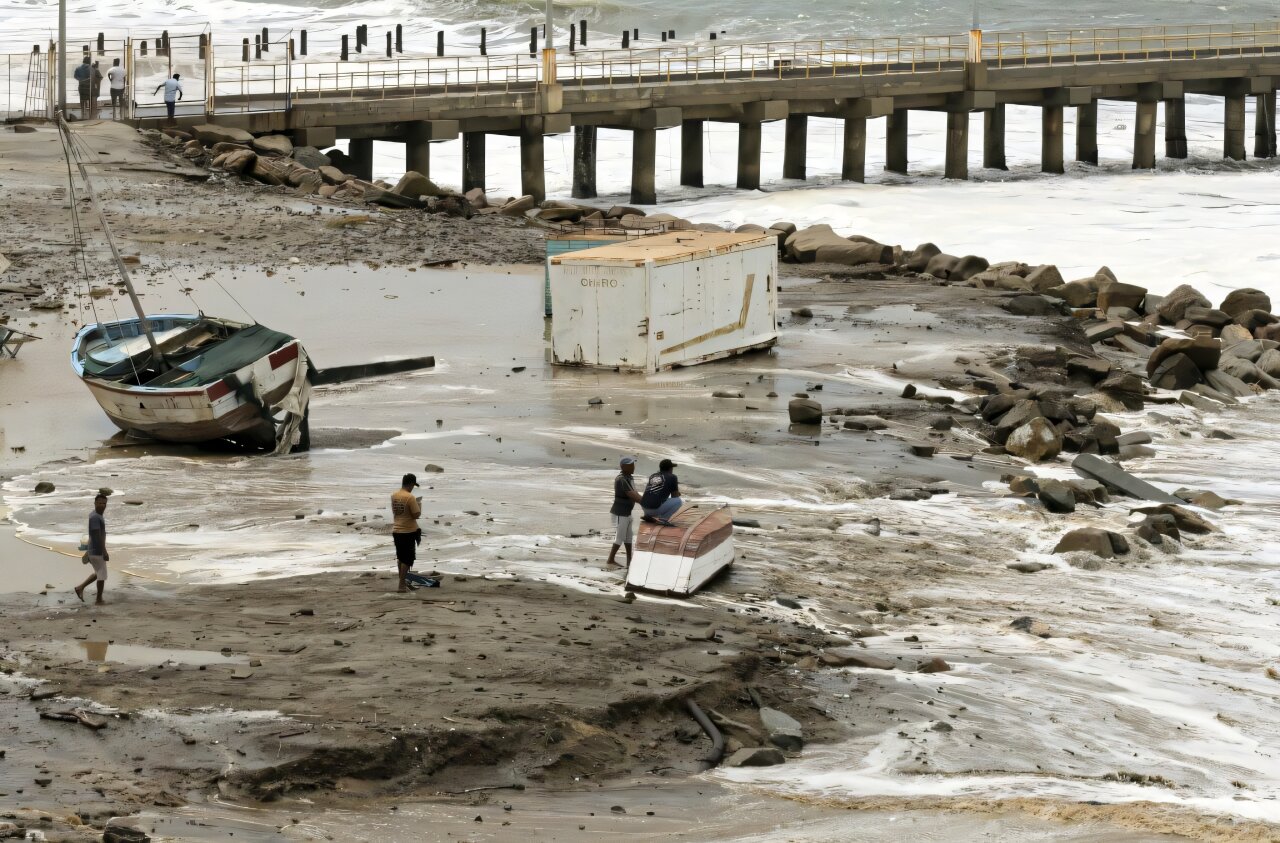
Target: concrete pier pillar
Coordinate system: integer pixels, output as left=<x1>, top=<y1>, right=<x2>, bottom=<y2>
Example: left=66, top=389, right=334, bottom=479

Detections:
left=737, top=121, right=762, bottom=190
left=631, top=127, right=657, bottom=205
left=885, top=109, right=908, bottom=174
left=680, top=119, right=704, bottom=187
left=405, top=122, right=431, bottom=177
left=520, top=127, right=545, bottom=202
left=1076, top=102, right=1098, bottom=164
left=1254, top=91, right=1277, bottom=158
left=1165, top=98, right=1187, bottom=158
left=348, top=138, right=374, bottom=181
left=1225, top=94, right=1247, bottom=161
left=462, top=132, right=486, bottom=192
left=783, top=115, right=807, bottom=180
left=983, top=104, right=1006, bottom=170
left=1041, top=106, right=1064, bottom=174
left=841, top=116, right=866, bottom=182
left=1133, top=101, right=1157, bottom=169
left=944, top=111, right=968, bottom=180
left=572, top=125, right=597, bottom=199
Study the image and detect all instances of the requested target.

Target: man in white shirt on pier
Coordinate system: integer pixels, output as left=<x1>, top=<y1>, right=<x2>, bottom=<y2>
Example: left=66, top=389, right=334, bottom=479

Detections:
left=106, top=59, right=126, bottom=119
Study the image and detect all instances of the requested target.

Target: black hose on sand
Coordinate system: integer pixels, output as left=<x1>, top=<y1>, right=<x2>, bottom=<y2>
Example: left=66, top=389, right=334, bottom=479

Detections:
left=686, top=699, right=725, bottom=770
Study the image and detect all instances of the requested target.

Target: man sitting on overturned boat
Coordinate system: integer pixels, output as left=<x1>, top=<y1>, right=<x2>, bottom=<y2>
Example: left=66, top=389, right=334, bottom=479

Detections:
left=640, top=459, right=684, bottom=525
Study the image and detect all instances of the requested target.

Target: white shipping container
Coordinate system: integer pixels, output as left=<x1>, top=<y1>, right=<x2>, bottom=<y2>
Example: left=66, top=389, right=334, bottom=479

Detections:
left=548, top=231, right=779, bottom=373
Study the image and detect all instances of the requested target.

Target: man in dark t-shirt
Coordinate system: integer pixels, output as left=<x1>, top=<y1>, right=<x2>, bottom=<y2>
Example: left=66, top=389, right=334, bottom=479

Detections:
left=607, top=457, right=643, bottom=568
left=74, top=494, right=109, bottom=604
left=640, top=458, right=684, bottom=523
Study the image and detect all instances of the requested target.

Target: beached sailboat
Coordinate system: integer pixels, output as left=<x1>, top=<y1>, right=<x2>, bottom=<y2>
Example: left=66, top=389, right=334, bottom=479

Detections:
left=626, top=504, right=736, bottom=597
left=58, top=118, right=313, bottom=453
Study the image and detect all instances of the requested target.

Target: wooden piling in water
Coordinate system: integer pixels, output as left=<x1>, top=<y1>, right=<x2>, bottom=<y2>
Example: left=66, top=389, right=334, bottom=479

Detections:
left=254, top=34, right=261, bottom=60
left=341, top=34, right=348, bottom=61
left=96, top=32, right=104, bottom=55
left=198, top=33, right=207, bottom=60
left=668, top=30, right=675, bottom=38
left=530, top=28, right=537, bottom=56
left=289, top=38, right=295, bottom=60
left=437, top=31, right=444, bottom=56
left=579, top=20, right=586, bottom=46
left=140, top=40, right=147, bottom=56
left=241, top=38, right=248, bottom=62
left=386, top=32, right=392, bottom=58
left=661, top=32, right=666, bottom=42
left=300, top=30, right=307, bottom=56
left=396, top=24, right=403, bottom=53
left=570, top=25, right=576, bottom=52
left=261, top=27, right=269, bottom=52
left=480, top=28, right=487, bottom=55
left=622, top=31, right=630, bottom=48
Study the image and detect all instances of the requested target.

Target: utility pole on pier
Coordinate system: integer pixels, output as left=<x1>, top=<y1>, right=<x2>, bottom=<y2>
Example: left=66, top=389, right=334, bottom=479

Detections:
left=57, top=0, right=66, bottom=115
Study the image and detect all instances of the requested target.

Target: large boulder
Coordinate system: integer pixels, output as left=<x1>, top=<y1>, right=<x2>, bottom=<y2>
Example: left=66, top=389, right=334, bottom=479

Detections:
left=251, top=134, right=293, bottom=156
left=249, top=154, right=292, bottom=185
left=1235, top=309, right=1278, bottom=333
left=1005, top=417, right=1063, bottom=462
left=220, top=147, right=256, bottom=175
left=1204, top=368, right=1254, bottom=398
left=1096, top=281, right=1148, bottom=312
left=1220, top=288, right=1272, bottom=319
left=500, top=195, right=537, bottom=216
left=1184, top=306, right=1232, bottom=329
left=923, top=253, right=960, bottom=279
left=1156, top=284, right=1212, bottom=323
left=1220, top=324, right=1254, bottom=347
left=993, top=399, right=1044, bottom=442
left=1256, top=348, right=1280, bottom=377
left=1037, top=479, right=1077, bottom=513
left=902, top=242, right=941, bottom=272
left=393, top=170, right=448, bottom=198
left=813, top=240, right=893, bottom=266
left=788, top=398, right=823, bottom=425
left=1146, top=336, right=1220, bottom=378
left=951, top=255, right=990, bottom=283
left=759, top=708, right=804, bottom=750
left=317, top=165, right=348, bottom=185
left=192, top=123, right=254, bottom=145
left=1053, top=527, right=1117, bottom=557
left=1046, top=277, right=1100, bottom=308
left=1150, top=353, right=1203, bottom=390
left=785, top=225, right=886, bottom=264
left=1024, top=264, right=1064, bottom=293
left=291, top=145, right=329, bottom=169
left=725, top=747, right=786, bottom=767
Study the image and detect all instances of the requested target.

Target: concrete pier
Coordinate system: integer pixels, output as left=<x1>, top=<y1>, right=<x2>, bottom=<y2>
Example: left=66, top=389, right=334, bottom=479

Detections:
left=944, top=111, right=968, bottom=180
left=1133, top=101, right=1158, bottom=169
left=737, top=121, right=762, bottom=189
left=983, top=104, right=1006, bottom=170
left=1041, top=106, right=1064, bottom=174
left=1256, top=91, right=1277, bottom=158
left=1076, top=102, right=1098, bottom=164
left=462, top=132, right=485, bottom=192
left=348, top=138, right=374, bottom=181
left=1165, top=98, right=1188, bottom=158
left=520, top=122, right=546, bottom=202
left=842, top=116, right=866, bottom=182
left=572, top=125, right=597, bottom=198
left=885, top=109, right=908, bottom=174
left=631, top=127, right=657, bottom=205
left=681, top=120, right=704, bottom=187
left=1225, top=93, right=1247, bottom=160
left=783, top=115, right=807, bottom=180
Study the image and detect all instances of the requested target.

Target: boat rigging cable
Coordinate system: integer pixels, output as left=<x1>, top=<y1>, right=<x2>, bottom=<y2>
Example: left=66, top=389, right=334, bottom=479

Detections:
left=57, top=114, right=165, bottom=368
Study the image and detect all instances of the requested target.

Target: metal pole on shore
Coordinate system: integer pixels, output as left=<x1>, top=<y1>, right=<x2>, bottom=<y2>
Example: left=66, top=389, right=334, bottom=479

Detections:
left=57, top=0, right=66, bottom=115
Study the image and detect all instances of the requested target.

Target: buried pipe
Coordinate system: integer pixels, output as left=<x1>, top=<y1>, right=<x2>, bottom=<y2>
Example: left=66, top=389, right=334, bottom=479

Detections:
left=685, top=699, right=725, bottom=770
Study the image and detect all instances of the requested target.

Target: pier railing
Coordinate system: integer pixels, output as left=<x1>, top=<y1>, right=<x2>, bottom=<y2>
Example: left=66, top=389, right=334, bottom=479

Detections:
left=7, top=20, right=1280, bottom=117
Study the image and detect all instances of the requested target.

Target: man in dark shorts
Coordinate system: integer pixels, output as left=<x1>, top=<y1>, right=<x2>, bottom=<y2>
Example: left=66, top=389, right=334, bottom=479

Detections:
left=640, top=458, right=684, bottom=524
left=391, top=473, right=422, bottom=593
left=73, top=57, right=92, bottom=119
left=606, top=457, right=643, bottom=568
left=106, top=59, right=125, bottom=119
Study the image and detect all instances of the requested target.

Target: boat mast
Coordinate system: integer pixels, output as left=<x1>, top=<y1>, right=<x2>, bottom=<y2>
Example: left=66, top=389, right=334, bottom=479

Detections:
left=60, top=118, right=165, bottom=365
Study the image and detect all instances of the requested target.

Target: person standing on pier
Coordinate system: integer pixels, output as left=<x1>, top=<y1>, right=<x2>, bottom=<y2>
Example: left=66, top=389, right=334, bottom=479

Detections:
left=90, top=61, right=104, bottom=119
left=607, top=457, right=643, bottom=568
left=74, top=494, right=109, bottom=605
left=106, top=59, right=126, bottom=120
left=391, top=473, right=423, bottom=593
left=153, top=73, right=183, bottom=123
left=73, top=56, right=92, bottom=119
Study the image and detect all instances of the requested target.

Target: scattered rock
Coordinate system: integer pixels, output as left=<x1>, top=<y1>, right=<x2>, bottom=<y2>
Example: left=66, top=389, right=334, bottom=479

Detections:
left=759, top=708, right=805, bottom=750
left=1007, top=561, right=1051, bottom=573
left=1156, top=284, right=1212, bottom=323
left=423, top=464, right=444, bottom=473
left=33, top=481, right=55, bottom=494
left=725, top=747, right=786, bottom=767
left=251, top=134, right=293, bottom=156
left=191, top=123, right=254, bottom=145
left=917, top=657, right=952, bottom=673
left=1220, top=288, right=1272, bottom=319
left=1072, top=454, right=1183, bottom=503
left=1131, top=503, right=1216, bottom=535
left=820, top=649, right=895, bottom=670
left=1009, top=616, right=1054, bottom=638
left=1053, top=527, right=1123, bottom=557
left=1036, top=479, right=1076, bottom=513
left=788, top=398, right=823, bottom=425
left=1005, top=417, right=1062, bottom=462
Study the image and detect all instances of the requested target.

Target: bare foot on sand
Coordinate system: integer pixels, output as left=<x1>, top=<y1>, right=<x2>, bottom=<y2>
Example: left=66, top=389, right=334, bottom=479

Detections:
left=95, top=598, right=106, bottom=605
left=74, top=586, right=85, bottom=602
left=397, top=587, right=410, bottom=593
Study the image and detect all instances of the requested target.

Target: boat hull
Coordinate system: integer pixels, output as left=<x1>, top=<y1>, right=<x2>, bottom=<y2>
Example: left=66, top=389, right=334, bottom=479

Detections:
left=73, top=316, right=311, bottom=451
left=627, top=504, right=735, bottom=597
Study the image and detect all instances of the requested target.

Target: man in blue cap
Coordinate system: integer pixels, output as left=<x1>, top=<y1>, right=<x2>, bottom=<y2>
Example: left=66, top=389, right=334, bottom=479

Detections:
left=607, top=456, right=643, bottom=568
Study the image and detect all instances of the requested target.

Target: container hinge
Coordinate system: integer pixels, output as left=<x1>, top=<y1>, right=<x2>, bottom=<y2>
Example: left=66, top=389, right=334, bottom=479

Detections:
left=637, top=317, right=649, bottom=337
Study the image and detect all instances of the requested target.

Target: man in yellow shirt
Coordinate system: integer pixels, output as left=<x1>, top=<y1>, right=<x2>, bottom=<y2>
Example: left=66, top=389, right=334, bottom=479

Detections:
left=391, top=473, right=422, bottom=593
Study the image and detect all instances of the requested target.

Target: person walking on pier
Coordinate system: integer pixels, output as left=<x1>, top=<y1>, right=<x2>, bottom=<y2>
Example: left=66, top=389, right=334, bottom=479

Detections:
left=74, top=494, right=109, bottom=605
left=607, top=457, right=643, bottom=568
left=153, top=73, right=183, bottom=123
left=106, top=59, right=126, bottom=120
left=73, top=56, right=92, bottom=119
left=391, top=473, right=423, bottom=593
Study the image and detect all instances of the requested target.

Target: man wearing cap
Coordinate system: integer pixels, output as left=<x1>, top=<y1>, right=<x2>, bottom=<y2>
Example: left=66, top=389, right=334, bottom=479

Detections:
left=391, top=473, right=423, bottom=593
left=607, top=457, right=644, bottom=568
left=640, top=459, right=684, bottom=524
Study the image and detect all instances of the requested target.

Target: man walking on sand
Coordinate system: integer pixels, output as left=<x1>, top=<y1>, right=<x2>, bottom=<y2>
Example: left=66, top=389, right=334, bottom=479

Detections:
left=391, top=473, right=422, bottom=593
left=106, top=59, right=125, bottom=119
left=153, top=73, right=183, bottom=123
left=606, top=457, right=643, bottom=568
left=74, top=494, right=109, bottom=604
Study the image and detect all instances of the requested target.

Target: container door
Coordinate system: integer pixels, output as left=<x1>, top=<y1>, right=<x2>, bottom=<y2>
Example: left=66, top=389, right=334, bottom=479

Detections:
left=590, top=264, right=649, bottom=370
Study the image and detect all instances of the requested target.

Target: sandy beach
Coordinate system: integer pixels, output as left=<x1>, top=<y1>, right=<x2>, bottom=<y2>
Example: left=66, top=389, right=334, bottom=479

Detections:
left=3, top=119, right=1280, bottom=842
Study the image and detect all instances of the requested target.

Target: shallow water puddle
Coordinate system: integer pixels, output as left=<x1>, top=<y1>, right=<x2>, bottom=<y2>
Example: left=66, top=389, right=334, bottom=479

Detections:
left=25, top=639, right=249, bottom=667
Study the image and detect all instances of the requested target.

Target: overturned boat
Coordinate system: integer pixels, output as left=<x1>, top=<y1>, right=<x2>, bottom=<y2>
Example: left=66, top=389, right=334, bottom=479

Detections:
left=71, top=314, right=311, bottom=452
left=626, top=504, right=735, bottom=597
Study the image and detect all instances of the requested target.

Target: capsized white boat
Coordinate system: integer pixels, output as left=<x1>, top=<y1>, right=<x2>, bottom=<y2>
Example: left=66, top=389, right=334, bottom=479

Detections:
left=626, top=504, right=735, bottom=597
left=71, top=313, right=311, bottom=452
